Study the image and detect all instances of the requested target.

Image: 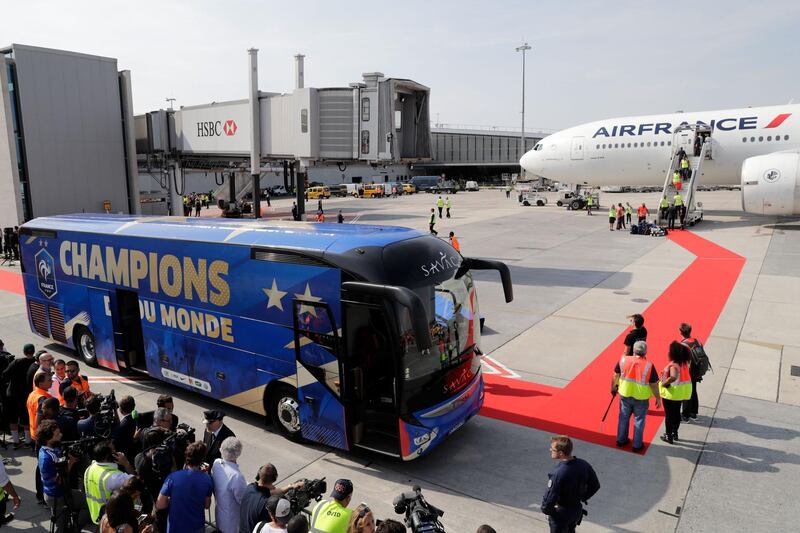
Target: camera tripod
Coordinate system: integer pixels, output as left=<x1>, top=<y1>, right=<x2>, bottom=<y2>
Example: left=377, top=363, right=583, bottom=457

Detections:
left=49, top=462, right=81, bottom=533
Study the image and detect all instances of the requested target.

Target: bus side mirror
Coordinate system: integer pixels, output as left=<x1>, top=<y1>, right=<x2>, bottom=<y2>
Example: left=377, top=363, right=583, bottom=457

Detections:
left=455, top=258, right=514, bottom=303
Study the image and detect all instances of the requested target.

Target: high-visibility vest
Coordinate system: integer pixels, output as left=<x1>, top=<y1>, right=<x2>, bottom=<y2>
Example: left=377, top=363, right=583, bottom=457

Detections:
left=618, top=356, right=653, bottom=400
left=446, top=198, right=452, bottom=208
left=310, top=499, right=352, bottom=533
left=659, top=362, right=692, bottom=401
left=637, top=206, right=648, bottom=217
left=27, top=387, right=51, bottom=439
left=660, top=198, right=669, bottom=208
left=672, top=171, right=681, bottom=184
left=608, top=207, right=616, bottom=218
left=436, top=198, right=444, bottom=208
left=60, top=375, right=91, bottom=406
left=625, top=206, right=632, bottom=215
left=674, top=194, right=684, bottom=207
left=681, top=158, right=689, bottom=169
left=450, top=236, right=460, bottom=251
left=84, top=462, right=124, bottom=524
left=586, top=196, right=593, bottom=205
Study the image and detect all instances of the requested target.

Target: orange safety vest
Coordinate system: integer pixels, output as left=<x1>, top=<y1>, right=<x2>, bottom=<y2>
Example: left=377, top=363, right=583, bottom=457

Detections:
left=637, top=206, right=648, bottom=217
left=60, top=375, right=91, bottom=406
left=27, top=387, right=52, bottom=439
left=659, top=361, right=692, bottom=401
left=449, top=236, right=461, bottom=252
left=618, top=356, right=653, bottom=400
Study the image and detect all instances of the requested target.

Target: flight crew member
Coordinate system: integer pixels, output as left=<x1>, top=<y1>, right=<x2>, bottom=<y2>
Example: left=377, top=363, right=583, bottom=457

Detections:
left=659, top=197, right=669, bottom=222
left=694, top=135, right=703, bottom=156
left=445, top=196, right=452, bottom=218
left=672, top=170, right=682, bottom=191
left=608, top=206, right=616, bottom=231
left=436, top=196, right=444, bottom=218
left=309, top=478, right=353, bottom=533
left=585, top=195, right=593, bottom=215
left=637, top=203, right=649, bottom=224
left=612, top=340, right=660, bottom=452
left=202, top=409, right=236, bottom=465
left=673, top=193, right=685, bottom=228
left=429, top=208, right=438, bottom=236
left=448, top=232, right=460, bottom=252
left=542, top=435, right=600, bottom=533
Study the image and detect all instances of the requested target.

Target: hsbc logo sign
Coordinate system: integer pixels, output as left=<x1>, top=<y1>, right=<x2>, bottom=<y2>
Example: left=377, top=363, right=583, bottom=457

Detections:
left=196, top=119, right=238, bottom=137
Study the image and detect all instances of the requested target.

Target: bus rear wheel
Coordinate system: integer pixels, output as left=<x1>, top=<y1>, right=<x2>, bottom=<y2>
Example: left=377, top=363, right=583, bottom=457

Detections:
left=269, top=385, right=303, bottom=441
left=74, top=327, right=98, bottom=367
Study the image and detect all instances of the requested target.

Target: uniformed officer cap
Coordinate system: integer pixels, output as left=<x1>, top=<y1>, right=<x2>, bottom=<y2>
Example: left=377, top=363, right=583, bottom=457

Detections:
left=203, top=409, right=225, bottom=423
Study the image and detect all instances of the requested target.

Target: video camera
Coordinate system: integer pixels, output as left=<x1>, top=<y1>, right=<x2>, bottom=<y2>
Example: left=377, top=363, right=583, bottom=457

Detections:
left=394, top=486, right=445, bottom=533
left=58, top=436, right=102, bottom=462
left=284, top=477, right=327, bottom=515
left=92, top=390, right=119, bottom=438
left=151, top=423, right=196, bottom=475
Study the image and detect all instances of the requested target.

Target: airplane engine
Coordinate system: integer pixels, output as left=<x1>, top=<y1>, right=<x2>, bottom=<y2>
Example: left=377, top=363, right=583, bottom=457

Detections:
left=741, top=151, right=800, bottom=216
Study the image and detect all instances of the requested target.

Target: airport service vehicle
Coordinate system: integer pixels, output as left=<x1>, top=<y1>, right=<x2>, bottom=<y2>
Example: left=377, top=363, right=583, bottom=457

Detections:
left=402, top=183, right=417, bottom=194
left=519, top=104, right=800, bottom=216
left=330, top=185, right=349, bottom=198
left=520, top=193, right=547, bottom=207
left=340, top=184, right=360, bottom=197
left=465, top=181, right=479, bottom=191
left=271, top=186, right=288, bottom=196
left=20, top=214, right=512, bottom=459
left=361, top=185, right=384, bottom=198
left=306, top=186, right=331, bottom=200
left=411, top=176, right=459, bottom=194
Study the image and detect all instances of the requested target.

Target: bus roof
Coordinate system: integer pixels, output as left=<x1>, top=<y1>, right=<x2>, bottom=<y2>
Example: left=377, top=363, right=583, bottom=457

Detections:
left=22, top=214, right=425, bottom=255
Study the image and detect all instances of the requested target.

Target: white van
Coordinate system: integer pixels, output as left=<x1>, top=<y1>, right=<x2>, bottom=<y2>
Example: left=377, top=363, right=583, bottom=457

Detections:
left=465, top=181, right=479, bottom=191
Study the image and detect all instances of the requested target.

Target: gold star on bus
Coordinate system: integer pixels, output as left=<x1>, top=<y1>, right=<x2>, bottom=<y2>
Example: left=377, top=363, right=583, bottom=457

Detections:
left=262, top=278, right=288, bottom=311
left=294, top=283, right=322, bottom=317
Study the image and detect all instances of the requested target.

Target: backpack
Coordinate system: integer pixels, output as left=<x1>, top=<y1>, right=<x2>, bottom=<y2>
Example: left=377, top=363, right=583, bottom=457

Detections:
left=682, top=338, right=712, bottom=380
left=630, top=225, right=639, bottom=235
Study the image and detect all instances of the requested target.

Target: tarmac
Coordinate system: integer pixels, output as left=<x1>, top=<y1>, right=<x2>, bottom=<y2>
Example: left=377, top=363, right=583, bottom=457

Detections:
left=0, top=188, right=798, bottom=532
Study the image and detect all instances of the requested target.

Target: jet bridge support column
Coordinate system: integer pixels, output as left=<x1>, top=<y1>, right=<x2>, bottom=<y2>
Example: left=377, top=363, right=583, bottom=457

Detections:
left=248, top=48, right=262, bottom=218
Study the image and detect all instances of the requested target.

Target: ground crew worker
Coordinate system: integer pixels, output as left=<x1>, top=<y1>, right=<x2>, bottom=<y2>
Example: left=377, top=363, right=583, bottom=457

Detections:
left=625, top=203, right=633, bottom=226
left=608, top=206, right=616, bottom=231
left=59, top=360, right=91, bottom=407
left=637, top=203, right=649, bottom=224
left=505, top=185, right=511, bottom=198
left=337, top=210, right=344, bottom=223
left=673, top=193, right=685, bottom=228
left=541, top=435, right=600, bottom=532
left=611, top=340, right=660, bottom=452
left=616, top=203, right=625, bottom=230
left=680, top=156, right=690, bottom=181
left=659, top=341, right=693, bottom=444
left=659, top=196, right=669, bottom=221
left=27, top=372, right=53, bottom=442
left=672, top=170, right=682, bottom=191
left=449, top=231, right=460, bottom=252
left=84, top=441, right=133, bottom=524
left=436, top=196, right=444, bottom=218
left=679, top=322, right=703, bottom=421
left=429, top=208, right=438, bottom=236
left=309, top=478, right=353, bottom=533
left=445, top=196, right=452, bottom=218
left=585, top=194, right=593, bottom=215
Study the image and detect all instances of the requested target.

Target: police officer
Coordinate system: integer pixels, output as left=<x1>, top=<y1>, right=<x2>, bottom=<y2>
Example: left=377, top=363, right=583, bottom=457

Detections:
left=309, top=478, right=353, bottom=533
left=541, top=435, right=600, bottom=533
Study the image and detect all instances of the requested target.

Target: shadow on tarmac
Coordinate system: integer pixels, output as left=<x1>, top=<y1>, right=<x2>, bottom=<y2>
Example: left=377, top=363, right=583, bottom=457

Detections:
left=473, top=265, right=632, bottom=289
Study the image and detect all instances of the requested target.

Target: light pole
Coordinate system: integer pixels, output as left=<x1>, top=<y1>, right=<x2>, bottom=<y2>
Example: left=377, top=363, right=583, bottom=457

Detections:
left=515, top=42, right=531, bottom=162
left=166, top=97, right=176, bottom=111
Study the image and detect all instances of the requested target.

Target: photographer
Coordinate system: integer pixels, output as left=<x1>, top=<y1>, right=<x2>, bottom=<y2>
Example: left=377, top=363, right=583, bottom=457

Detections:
left=156, top=441, right=213, bottom=533
left=56, top=386, right=82, bottom=442
left=84, top=440, right=134, bottom=525
left=38, top=419, right=90, bottom=532
left=135, top=429, right=173, bottom=532
left=309, top=479, right=353, bottom=533
left=138, top=407, right=172, bottom=450
left=156, top=395, right=179, bottom=430
left=240, top=464, right=303, bottom=533
left=78, top=395, right=102, bottom=438
left=253, top=496, right=294, bottom=532
left=211, top=437, right=246, bottom=533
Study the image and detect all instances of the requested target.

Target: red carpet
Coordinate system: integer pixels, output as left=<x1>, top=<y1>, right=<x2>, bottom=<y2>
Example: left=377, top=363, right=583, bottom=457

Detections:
left=0, top=270, right=24, bottom=296
left=481, top=231, right=745, bottom=452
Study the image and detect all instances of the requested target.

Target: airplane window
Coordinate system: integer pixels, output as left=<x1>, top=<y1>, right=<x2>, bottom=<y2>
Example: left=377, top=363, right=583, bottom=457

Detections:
left=767, top=136, right=772, bottom=141
left=614, top=143, right=619, bottom=148
left=742, top=137, right=747, bottom=142
left=785, top=135, right=790, bottom=140
left=750, top=137, right=755, bottom=142
left=634, top=142, right=638, bottom=147
left=596, top=144, right=599, bottom=149
left=602, top=144, right=606, bottom=149
left=627, top=143, right=631, bottom=148
left=667, top=141, right=672, bottom=146
left=759, top=136, right=764, bottom=142
left=647, top=142, right=651, bottom=147
left=660, top=141, right=664, bottom=146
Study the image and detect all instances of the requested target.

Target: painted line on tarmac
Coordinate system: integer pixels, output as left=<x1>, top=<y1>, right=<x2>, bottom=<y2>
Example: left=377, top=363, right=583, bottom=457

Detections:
left=481, top=355, right=520, bottom=378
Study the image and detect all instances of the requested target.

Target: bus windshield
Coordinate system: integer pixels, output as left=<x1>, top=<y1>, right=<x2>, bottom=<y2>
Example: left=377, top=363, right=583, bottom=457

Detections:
left=396, top=271, right=481, bottom=412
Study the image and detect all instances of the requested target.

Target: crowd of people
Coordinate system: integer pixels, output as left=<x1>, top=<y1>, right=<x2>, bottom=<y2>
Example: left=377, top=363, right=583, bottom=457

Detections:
left=0, top=226, right=20, bottom=263
left=183, top=192, right=215, bottom=217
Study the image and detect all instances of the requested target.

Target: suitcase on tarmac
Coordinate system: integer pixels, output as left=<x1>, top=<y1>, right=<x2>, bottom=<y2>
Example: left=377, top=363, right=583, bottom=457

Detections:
left=630, top=225, right=638, bottom=235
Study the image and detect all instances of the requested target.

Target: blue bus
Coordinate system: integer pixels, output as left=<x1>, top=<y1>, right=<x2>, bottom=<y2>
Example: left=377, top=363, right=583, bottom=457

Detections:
left=19, top=214, right=512, bottom=459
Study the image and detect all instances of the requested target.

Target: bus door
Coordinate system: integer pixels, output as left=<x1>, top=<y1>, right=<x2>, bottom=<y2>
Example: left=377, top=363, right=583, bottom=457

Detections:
left=291, top=300, right=348, bottom=450
left=342, top=299, right=399, bottom=456
left=87, top=288, right=119, bottom=370
left=113, top=290, right=146, bottom=372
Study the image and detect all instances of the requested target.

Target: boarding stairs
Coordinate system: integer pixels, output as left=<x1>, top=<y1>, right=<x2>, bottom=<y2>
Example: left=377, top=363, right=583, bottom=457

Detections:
left=656, top=131, right=710, bottom=227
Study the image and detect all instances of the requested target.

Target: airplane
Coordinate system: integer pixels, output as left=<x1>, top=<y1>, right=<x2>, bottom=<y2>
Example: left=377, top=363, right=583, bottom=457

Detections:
left=519, top=104, right=800, bottom=215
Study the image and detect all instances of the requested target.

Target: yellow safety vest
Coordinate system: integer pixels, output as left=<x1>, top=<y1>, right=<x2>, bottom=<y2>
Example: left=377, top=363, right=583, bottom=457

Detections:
left=674, top=195, right=684, bottom=207
left=84, top=462, right=124, bottom=524
left=446, top=198, right=452, bottom=208
left=436, top=198, right=444, bottom=208
left=608, top=207, right=616, bottom=218
left=681, top=158, right=689, bottom=169
left=310, top=499, right=353, bottom=533
left=625, top=206, right=632, bottom=215
left=672, top=171, right=681, bottom=184
left=660, top=198, right=669, bottom=208
left=586, top=196, right=593, bottom=205
left=659, top=362, right=692, bottom=401
left=618, top=356, right=653, bottom=400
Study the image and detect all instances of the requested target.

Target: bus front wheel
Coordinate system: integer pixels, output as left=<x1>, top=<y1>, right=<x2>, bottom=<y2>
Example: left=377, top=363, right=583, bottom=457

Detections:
left=74, top=327, right=98, bottom=367
left=269, top=385, right=303, bottom=441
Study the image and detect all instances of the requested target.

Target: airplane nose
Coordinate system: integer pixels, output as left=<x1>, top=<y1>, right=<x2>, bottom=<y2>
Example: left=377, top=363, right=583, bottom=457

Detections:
left=520, top=149, right=538, bottom=173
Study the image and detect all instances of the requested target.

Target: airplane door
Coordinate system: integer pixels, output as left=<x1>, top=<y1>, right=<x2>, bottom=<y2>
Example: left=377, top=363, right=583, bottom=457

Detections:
left=675, top=129, right=693, bottom=154
left=570, top=137, right=585, bottom=160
